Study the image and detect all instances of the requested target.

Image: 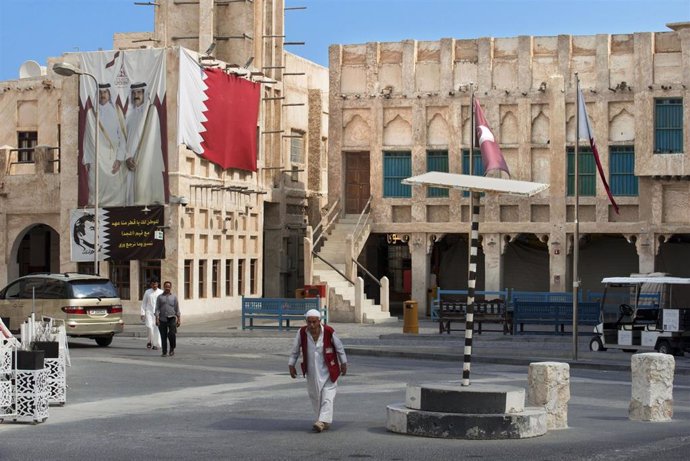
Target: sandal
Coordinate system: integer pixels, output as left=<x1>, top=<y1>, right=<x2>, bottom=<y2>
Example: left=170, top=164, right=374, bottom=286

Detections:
left=146, top=343, right=152, bottom=349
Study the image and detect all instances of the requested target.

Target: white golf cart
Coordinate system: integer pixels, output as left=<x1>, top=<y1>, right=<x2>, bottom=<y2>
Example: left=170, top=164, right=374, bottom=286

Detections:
left=589, top=275, right=690, bottom=355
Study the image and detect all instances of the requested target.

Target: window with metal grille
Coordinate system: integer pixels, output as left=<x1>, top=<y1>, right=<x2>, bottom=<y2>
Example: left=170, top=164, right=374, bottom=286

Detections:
left=238, top=259, right=245, bottom=296
left=109, top=261, right=130, bottom=300
left=198, top=259, right=207, bottom=299
left=290, top=130, right=304, bottom=163
left=566, top=146, right=596, bottom=196
left=184, top=259, right=192, bottom=299
left=654, top=98, right=683, bottom=153
left=250, top=259, right=258, bottom=295
left=427, top=150, right=449, bottom=197
left=212, top=259, right=220, bottom=297
left=17, top=131, right=37, bottom=163
left=138, top=260, right=161, bottom=301
left=609, top=145, right=638, bottom=196
left=461, top=148, right=484, bottom=197
left=225, top=259, right=234, bottom=296
left=383, top=151, right=412, bottom=197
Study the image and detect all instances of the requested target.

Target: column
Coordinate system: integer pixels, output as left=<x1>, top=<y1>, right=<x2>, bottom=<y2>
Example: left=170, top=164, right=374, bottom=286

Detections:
left=482, top=233, right=502, bottom=292
left=408, top=233, right=430, bottom=318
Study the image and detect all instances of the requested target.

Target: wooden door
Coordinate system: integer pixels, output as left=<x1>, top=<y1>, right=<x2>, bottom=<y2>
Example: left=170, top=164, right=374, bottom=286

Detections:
left=345, top=152, right=370, bottom=214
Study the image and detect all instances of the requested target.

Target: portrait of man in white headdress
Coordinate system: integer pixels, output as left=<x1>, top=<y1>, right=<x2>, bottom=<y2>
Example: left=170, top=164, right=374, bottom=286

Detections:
left=124, top=81, right=165, bottom=206
left=83, top=83, right=128, bottom=206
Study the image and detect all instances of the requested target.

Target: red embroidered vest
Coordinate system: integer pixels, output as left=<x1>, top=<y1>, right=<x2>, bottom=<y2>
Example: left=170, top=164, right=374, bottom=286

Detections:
left=299, top=324, right=341, bottom=383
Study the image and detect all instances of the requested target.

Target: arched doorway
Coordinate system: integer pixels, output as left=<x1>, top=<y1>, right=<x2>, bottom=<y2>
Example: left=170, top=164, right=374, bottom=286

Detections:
left=503, top=234, right=549, bottom=291
left=656, top=234, right=690, bottom=278
left=574, top=234, right=638, bottom=293
left=10, top=224, right=60, bottom=280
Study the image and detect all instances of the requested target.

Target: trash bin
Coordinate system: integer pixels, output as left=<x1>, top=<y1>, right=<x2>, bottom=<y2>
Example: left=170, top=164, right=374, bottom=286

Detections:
left=403, top=300, right=419, bottom=334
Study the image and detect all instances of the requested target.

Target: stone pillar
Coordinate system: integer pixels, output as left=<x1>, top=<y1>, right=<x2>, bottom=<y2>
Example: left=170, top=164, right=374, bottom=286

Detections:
left=380, top=276, right=390, bottom=313
left=636, top=234, right=655, bottom=274
left=408, top=233, right=430, bottom=318
left=527, top=361, right=570, bottom=430
left=303, top=227, right=313, bottom=285
left=629, top=353, right=675, bottom=422
left=354, top=276, right=364, bottom=323
left=482, top=233, right=502, bottom=292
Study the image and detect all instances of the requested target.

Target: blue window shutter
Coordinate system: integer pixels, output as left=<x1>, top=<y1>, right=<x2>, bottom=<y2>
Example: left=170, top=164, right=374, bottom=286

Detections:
left=610, top=145, right=638, bottom=196
left=567, top=147, right=595, bottom=196
left=427, top=150, right=449, bottom=197
left=383, top=151, right=412, bottom=198
left=655, top=99, right=683, bottom=153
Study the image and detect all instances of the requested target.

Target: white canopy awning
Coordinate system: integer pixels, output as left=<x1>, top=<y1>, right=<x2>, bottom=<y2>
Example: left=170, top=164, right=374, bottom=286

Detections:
left=602, top=276, right=690, bottom=285
left=402, top=172, right=549, bottom=196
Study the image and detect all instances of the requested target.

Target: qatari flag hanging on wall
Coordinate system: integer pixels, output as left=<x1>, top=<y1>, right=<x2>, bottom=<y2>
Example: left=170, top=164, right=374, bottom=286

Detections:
left=474, top=98, right=510, bottom=178
left=177, top=48, right=260, bottom=171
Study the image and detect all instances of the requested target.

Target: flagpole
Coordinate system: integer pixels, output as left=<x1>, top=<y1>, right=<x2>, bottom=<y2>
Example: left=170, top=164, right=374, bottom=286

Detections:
left=462, top=84, right=477, bottom=386
left=573, top=74, right=580, bottom=361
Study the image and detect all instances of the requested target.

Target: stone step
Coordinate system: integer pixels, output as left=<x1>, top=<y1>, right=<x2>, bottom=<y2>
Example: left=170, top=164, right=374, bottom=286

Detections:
left=386, top=403, right=547, bottom=439
left=406, top=383, right=525, bottom=414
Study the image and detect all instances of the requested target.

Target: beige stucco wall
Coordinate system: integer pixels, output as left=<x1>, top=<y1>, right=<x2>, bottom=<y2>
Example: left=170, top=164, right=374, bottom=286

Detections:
left=329, top=25, right=690, bottom=304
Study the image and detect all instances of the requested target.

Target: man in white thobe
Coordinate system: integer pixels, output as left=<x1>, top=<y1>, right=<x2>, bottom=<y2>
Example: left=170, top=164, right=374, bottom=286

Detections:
left=288, top=309, right=347, bottom=432
left=123, top=82, right=165, bottom=206
left=140, top=278, right=163, bottom=350
left=83, top=83, right=127, bottom=206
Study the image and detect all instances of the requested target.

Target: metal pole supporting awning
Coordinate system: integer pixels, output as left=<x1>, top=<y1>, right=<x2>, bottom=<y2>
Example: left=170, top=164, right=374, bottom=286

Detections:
left=402, top=171, right=548, bottom=385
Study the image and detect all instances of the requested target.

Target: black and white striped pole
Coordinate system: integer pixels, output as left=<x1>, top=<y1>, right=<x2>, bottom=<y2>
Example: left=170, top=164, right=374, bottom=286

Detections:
left=463, top=87, right=477, bottom=386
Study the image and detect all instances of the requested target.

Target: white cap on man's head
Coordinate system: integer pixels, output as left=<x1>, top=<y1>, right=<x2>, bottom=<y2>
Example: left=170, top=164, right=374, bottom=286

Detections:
left=305, top=309, right=321, bottom=319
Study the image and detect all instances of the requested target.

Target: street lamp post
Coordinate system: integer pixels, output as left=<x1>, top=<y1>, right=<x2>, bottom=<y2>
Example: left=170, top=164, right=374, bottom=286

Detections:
left=53, top=62, right=100, bottom=275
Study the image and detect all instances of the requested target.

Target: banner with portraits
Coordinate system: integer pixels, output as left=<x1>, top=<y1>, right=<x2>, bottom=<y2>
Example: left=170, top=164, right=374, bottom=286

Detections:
left=77, top=49, right=168, bottom=208
left=70, top=206, right=165, bottom=262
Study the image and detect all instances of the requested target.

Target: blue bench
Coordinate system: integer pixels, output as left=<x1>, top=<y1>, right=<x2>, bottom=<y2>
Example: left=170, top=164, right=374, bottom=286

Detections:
left=512, top=300, right=600, bottom=334
left=241, top=297, right=327, bottom=330
left=437, top=299, right=511, bottom=335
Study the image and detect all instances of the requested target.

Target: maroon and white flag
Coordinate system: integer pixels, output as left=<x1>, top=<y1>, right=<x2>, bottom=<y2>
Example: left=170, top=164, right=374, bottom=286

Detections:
left=577, top=88, right=619, bottom=214
left=178, top=48, right=260, bottom=171
left=474, top=98, right=510, bottom=178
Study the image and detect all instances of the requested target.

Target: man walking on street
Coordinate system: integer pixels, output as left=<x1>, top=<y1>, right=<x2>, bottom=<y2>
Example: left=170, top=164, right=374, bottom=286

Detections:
left=155, top=281, right=181, bottom=357
left=288, top=309, right=347, bottom=432
left=141, top=278, right=163, bottom=350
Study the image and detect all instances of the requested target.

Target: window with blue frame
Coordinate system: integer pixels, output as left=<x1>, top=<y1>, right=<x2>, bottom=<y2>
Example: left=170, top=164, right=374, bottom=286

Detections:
left=427, top=150, right=449, bottom=197
left=383, top=151, right=412, bottom=198
left=609, top=145, right=638, bottom=196
left=566, top=146, right=596, bottom=196
left=461, top=148, right=484, bottom=197
left=655, top=98, right=683, bottom=153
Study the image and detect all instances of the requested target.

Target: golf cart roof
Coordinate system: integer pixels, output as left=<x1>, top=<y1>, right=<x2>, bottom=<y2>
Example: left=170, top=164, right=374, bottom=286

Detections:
left=602, top=276, right=690, bottom=285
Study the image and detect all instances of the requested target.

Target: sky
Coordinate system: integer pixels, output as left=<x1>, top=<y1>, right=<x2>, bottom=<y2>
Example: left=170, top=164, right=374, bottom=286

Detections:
left=0, top=0, right=688, bottom=81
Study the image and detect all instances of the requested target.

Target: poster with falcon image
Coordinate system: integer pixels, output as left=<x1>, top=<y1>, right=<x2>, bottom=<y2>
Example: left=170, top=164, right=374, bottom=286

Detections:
left=70, top=206, right=165, bottom=262
left=77, top=49, right=168, bottom=207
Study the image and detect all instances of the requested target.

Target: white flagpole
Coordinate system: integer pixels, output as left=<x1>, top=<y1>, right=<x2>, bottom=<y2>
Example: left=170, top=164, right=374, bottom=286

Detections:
left=573, top=74, right=581, bottom=361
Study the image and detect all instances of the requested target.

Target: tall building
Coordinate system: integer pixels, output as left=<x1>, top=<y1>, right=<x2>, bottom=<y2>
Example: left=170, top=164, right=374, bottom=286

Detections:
left=0, top=0, right=328, bottom=320
left=322, top=23, right=690, bottom=317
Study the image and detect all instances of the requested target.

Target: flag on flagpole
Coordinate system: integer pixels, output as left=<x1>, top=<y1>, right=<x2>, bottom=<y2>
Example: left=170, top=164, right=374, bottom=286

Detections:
left=577, top=88, right=619, bottom=214
left=178, top=48, right=260, bottom=171
left=473, top=98, right=510, bottom=178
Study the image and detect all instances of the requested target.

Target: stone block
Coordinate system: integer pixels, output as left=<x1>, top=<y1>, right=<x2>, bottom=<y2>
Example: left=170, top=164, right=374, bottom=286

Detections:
left=629, top=352, right=675, bottom=421
left=527, top=361, right=570, bottom=430
left=386, top=403, right=547, bottom=439
left=406, top=383, right=525, bottom=414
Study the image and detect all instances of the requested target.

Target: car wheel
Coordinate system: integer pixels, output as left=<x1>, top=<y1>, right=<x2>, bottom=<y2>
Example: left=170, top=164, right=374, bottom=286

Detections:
left=656, top=340, right=672, bottom=355
left=95, top=336, right=113, bottom=347
left=589, top=337, right=606, bottom=352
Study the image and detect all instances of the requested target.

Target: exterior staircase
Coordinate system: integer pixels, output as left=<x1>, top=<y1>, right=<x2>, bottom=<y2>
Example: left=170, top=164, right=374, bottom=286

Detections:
left=313, top=214, right=396, bottom=324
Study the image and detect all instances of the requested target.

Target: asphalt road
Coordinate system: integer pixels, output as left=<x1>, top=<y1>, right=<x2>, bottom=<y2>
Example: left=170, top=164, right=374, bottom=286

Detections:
left=2, top=334, right=690, bottom=460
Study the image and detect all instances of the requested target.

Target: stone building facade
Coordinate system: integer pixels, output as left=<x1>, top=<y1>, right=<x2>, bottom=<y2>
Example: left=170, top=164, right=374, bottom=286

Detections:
left=326, top=23, right=690, bottom=315
left=0, top=0, right=328, bottom=320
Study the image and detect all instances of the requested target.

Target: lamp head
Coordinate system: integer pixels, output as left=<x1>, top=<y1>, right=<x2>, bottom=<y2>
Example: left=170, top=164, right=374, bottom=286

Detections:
left=53, top=62, right=82, bottom=77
